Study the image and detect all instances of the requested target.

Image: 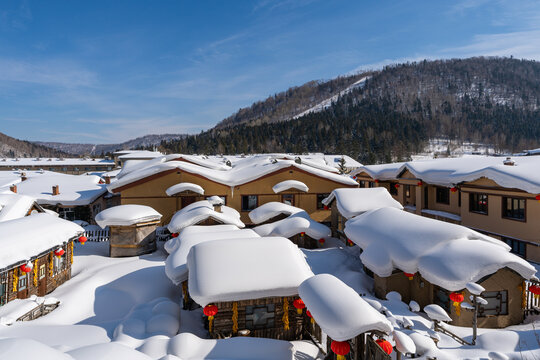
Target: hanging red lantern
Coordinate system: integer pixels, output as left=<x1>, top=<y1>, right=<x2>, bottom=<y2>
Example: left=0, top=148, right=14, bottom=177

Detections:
left=306, top=309, right=315, bottom=324
left=171, top=233, right=179, bottom=238
left=417, top=181, right=423, bottom=186
left=449, top=292, right=464, bottom=316
left=374, top=179, right=379, bottom=183
left=347, top=239, right=354, bottom=246
left=352, top=176, right=357, bottom=180
left=78, top=236, right=87, bottom=245
left=394, top=183, right=400, bottom=189
left=404, top=272, right=415, bottom=280
left=535, top=194, right=540, bottom=202
left=293, top=298, right=305, bottom=314
left=300, top=232, right=305, bottom=236
left=319, top=238, right=325, bottom=245
left=528, top=285, right=540, bottom=299
left=331, top=341, right=351, bottom=360
left=203, top=304, right=218, bottom=332
left=20, top=263, right=32, bottom=273
left=323, top=205, right=329, bottom=210
left=375, top=339, right=393, bottom=355
left=450, top=187, right=458, bottom=193
left=54, top=248, right=65, bottom=258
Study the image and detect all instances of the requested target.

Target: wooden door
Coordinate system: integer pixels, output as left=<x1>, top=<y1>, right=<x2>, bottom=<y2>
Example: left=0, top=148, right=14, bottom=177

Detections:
left=38, top=264, right=47, bottom=296
left=181, top=196, right=196, bottom=208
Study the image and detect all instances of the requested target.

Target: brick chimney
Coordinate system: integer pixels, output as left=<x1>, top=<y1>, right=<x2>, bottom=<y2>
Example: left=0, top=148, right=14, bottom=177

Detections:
left=21, top=172, right=27, bottom=181
left=105, top=176, right=111, bottom=184
left=503, top=157, right=515, bottom=166
left=52, top=185, right=60, bottom=196
left=213, top=204, right=222, bottom=213
left=10, top=185, right=17, bottom=193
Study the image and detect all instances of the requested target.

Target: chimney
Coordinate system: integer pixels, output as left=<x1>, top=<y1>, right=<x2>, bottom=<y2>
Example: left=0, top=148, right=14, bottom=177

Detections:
left=21, top=172, right=27, bottom=181
left=105, top=176, right=111, bottom=184
left=52, top=185, right=60, bottom=196
left=214, top=204, right=222, bottom=213
left=10, top=185, right=17, bottom=193
left=503, top=157, right=515, bottom=166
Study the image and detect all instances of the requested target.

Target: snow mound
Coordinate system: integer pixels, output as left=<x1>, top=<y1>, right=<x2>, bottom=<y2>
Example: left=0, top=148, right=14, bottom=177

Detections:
left=167, top=200, right=244, bottom=233
left=272, top=180, right=309, bottom=193
left=253, top=213, right=330, bottom=239
left=165, top=182, right=204, bottom=196
left=393, top=330, right=416, bottom=354
left=0, top=337, right=74, bottom=360
left=95, top=205, right=162, bottom=227
left=68, top=342, right=153, bottom=360
left=248, top=202, right=304, bottom=224
left=322, top=188, right=403, bottom=219
left=423, top=304, right=452, bottom=322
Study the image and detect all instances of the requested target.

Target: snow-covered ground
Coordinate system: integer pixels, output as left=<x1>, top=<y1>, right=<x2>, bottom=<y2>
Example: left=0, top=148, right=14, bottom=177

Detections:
left=0, top=239, right=539, bottom=359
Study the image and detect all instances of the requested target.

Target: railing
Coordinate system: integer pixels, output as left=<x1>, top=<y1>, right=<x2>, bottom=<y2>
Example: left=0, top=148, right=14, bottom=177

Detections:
left=17, top=301, right=60, bottom=322
left=83, top=229, right=110, bottom=242
left=524, top=280, right=540, bottom=316
left=156, top=227, right=171, bottom=242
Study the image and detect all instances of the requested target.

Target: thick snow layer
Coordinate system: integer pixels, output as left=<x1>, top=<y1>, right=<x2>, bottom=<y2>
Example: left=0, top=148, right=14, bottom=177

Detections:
left=253, top=214, right=330, bottom=239
left=344, top=207, right=536, bottom=291
left=164, top=224, right=240, bottom=254
left=393, top=330, right=416, bottom=354
left=165, top=182, right=204, bottom=196
left=167, top=200, right=244, bottom=233
left=424, top=304, right=452, bottom=322
left=0, top=213, right=83, bottom=268
left=466, top=282, right=485, bottom=296
left=421, top=209, right=461, bottom=222
left=187, top=237, right=314, bottom=305
left=0, top=193, right=38, bottom=222
left=68, top=342, right=153, bottom=360
left=322, top=188, right=403, bottom=219
left=0, top=157, right=114, bottom=167
left=272, top=180, right=309, bottom=193
left=109, top=154, right=357, bottom=192
left=95, top=205, right=162, bottom=227
left=298, top=274, right=392, bottom=341
left=0, top=337, right=74, bottom=360
left=248, top=202, right=304, bottom=224
left=165, top=228, right=259, bottom=285
left=167, top=332, right=294, bottom=359
left=356, top=155, right=540, bottom=194
left=206, top=195, right=224, bottom=206
left=9, top=173, right=108, bottom=206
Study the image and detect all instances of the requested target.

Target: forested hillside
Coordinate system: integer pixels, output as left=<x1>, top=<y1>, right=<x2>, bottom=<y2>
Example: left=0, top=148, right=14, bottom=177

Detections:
left=0, top=132, right=68, bottom=158
left=158, top=57, right=540, bottom=163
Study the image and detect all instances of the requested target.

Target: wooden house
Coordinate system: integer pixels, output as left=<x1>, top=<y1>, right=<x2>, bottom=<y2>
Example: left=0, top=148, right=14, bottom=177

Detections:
left=299, top=274, right=393, bottom=360
left=0, top=214, right=83, bottom=307
left=0, top=193, right=46, bottom=223
left=107, top=154, right=358, bottom=225
left=345, top=207, right=537, bottom=328
left=95, top=205, right=162, bottom=257
left=186, top=237, right=314, bottom=340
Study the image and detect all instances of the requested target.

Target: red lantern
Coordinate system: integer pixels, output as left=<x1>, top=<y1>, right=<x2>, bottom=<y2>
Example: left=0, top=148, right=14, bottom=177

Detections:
left=394, top=183, right=400, bottom=188
left=319, top=238, right=325, bottom=245
left=323, top=205, right=329, bottom=210
left=203, top=304, right=218, bottom=332
left=300, top=232, right=305, bottom=236
left=535, top=194, right=540, bottom=202
left=347, top=239, right=354, bottom=246
left=449, top=292, right=464, bottom=316
left=528, top=285, right=540, bottom=299
left=375, top=339, right=393, bottom=355
left=450, top=187, right=458, bottom=193
left=306, top=309, right=315, bottom=324
left=352, top=176, right=357, bottom=180
left=404, top=272, right=415, bottom=280
left=20, top=263, right=32, bottom=273
left=417, top=181, right=423, bottom=186
left=331, top=341, right=351, bottom=360
left=293, top=298, right=305, bottom=314
left=78, top=236, right=87, bottom=245
left=54, top=248, right=65, bottom=258
left=171, top=233, right=179, bottom=238
left=374, top=179, right=379, bottom=183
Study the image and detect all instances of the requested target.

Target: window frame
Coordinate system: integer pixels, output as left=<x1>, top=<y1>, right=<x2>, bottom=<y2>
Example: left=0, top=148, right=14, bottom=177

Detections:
left=435, top=186, right=450, bottom=205
left=245, top=303, right=276, bottom=330
left=18, top=273, right=28, bottom=291
left=478, top=290, right=508, bottom=317
left=281, top=194, right=295, bottom=206
left=469, top=193, right=488, bottom=215
left=501, top=196, right=526, bottom=222
left=502, top=237, right=526, bottom=258
left=241, top=195, right=258, bottom=212
left=316, top=194, right=330, bottom=210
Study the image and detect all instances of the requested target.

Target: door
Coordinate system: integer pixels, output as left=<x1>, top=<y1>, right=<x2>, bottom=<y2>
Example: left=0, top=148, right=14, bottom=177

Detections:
left=38, top=264, right=47, bottom=296
left=0, top=280, right=5, bottom=306
left=181, top=196, right=197, bottom=208
left=424, top=186, right=429, bottom=209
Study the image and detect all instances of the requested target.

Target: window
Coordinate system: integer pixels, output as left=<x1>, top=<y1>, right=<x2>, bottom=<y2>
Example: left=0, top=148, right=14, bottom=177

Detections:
left=39, top=265, right=46, bottom=280
left=18, top=274, right=27, bottom=290
left=479, top=290, right=508, bottom=317
left=436, top=187, right=450, bottom=205
left=281, top=194, right=294, bottom=206
left=405, top=185, right=411, bottom=198
left=317, top=194, right=329, bottom=210
left=245, top=304, right=275, bottom=329
left=458, top=190, right=461, bottom=207
left=389, top=184, right=398, bottom=196
left=359, top=180, right=366, bottom=188
left=241, top=195, right=258, bottom=211
left=59, top=207, right=75, bottom=221
left=54, top=253, right=65, bottom=274
left=502, top=197, right=525, bottom=220
left=434, top=287, right=451, bottom=312
left=502, top=237, right=526, bottom=258
left=368, top=182, right=375, bottom=188
left=92, top=203, right=102, bottom=216
left=470, top=193, right=488, bottom=214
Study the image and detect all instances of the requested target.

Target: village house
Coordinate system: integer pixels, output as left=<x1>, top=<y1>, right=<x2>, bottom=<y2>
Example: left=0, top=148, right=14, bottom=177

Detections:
left=0, top=213, right=83, bottom=307
left=321, top=188, right=403, bottom=239
left=344, top=207, right=537, bottom=328
left=9, top=173, right=119, bottom=224
left=187, top=237, right=314, bottom=340
left=0, top=157, right=115, bottom=175
left=0, top=193, right=46, bottom=222
left=352, top=156, right=540, bottom=262
left=107, top=154, right=358, bottom=225
left=299, top=274, right=394, bottom=360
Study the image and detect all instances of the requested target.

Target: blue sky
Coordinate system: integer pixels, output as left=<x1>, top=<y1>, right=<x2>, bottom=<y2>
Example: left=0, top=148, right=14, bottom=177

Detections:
left=1, top=0, right=539, bottom=144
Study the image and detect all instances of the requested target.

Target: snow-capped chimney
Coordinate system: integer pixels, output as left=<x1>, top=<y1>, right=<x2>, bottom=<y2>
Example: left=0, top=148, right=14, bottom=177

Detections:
left=105, top=176, right=111, bottom=184
left=503, top=157, right=515, bottom=166
left=52, top=185, right=60, bottom=196
left=21, top=172, right=27, bottom=181
left=214, top=204, right=222, bottom=213
left=10, top=185, right=17, bottom=193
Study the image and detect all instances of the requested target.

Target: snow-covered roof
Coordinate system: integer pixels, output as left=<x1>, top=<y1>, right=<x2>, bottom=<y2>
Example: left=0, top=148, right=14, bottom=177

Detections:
left=95, top=205, right=162, bottom=227
left=298, top=274, right=392, bottom=341
left=344, top=207, right=536, bottom=291
left=322, top=188, right=403, bottom=219
left=253, top=208, right=330, bottom=239
left=167, top=200, right=244, bottom=233
left=0, top=213, right=83, bottom=269
left=248, top=202, right=304, bottom=224
left=272, top=180, right=309, bottom=193
left=187, top=237, right=314, bottom=305
left=165, top=182, right=204, bottom=196
left=109, top=154, right=357, bottom=192
left=10, top=174, right=108, bottom=206
left=206, top=195, right=225, bottom=205
left=165, top=228, right=260, bottom=285
left=0, top=193, right=40, bottom=222
left=164, top=224, right=241, bottom=254
left=355, top=155, right=540, bottom=194
left=117, top=150, right=163, bottom=160
left=0, top=157, right=114, bottom=167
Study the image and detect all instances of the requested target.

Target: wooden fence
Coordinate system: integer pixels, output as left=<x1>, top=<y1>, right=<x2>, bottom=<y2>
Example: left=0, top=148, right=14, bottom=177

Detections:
left=156, top=227, right=171, bottom=242
left=17, top=301, right=60, bottom=322
left=524, top=279, right=540, bottom=316
left=83, top=229, right=110, bottom=242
